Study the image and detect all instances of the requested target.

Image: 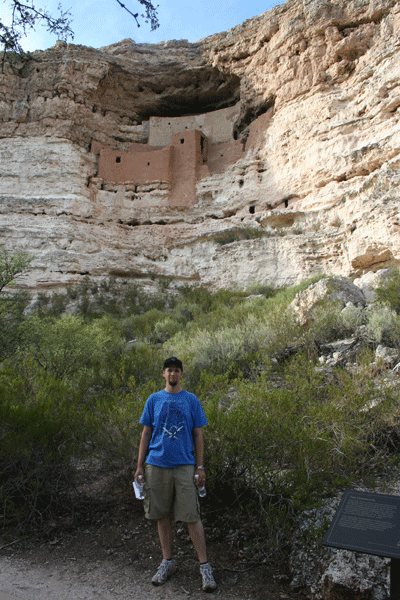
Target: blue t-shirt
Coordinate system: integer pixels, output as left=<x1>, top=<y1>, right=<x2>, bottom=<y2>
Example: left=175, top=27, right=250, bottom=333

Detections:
left=139, top=389, right=208, bottom=468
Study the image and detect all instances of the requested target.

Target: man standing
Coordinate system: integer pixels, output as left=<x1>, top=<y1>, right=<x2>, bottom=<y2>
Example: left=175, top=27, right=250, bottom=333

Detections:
left=134, top=357, right=217, bottom=592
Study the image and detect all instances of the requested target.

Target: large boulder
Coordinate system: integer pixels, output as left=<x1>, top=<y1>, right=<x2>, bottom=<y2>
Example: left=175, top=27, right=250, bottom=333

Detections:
left=290, top=277, right=366, bottom=325
left=290, top=497, right=390, bottom=600
left=353, top=269, right=395, bottom=303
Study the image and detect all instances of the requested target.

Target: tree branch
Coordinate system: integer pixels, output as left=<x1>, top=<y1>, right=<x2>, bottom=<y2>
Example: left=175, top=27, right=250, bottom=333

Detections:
left=1, top=0, right=159, bottom=65
left=114, top=0, right=159, bottom=30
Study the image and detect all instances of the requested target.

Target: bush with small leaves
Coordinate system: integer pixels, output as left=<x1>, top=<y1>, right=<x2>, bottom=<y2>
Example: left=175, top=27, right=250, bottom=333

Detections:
left=0, top=381, right=82, bottom=527
left=365, top=303, right=400, bottom=346
left=340, top=303, right=364, bottom=332
left=375, top=269, right=400, bottom=314
left=3, top=271, right=400, bottom=550
left=201, top=352, right=400, bottom=549
left=152, top=317, right=182, bottom=343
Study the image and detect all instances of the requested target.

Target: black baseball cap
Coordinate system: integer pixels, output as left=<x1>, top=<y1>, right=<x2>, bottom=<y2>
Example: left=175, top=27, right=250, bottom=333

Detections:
left=163, top=357, right=183, bottom=370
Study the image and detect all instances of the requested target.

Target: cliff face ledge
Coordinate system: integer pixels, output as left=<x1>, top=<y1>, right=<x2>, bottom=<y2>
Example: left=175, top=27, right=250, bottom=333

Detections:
left=0, top=0, right=399, bottom=291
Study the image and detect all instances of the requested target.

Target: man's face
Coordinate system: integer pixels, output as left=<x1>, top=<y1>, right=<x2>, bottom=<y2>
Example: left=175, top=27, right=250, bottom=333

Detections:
left=163, top=366, right=183, bottom=388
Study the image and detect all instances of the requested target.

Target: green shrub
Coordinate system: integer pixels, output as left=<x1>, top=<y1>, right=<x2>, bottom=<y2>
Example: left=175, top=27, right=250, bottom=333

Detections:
left=179, top=285, right=214, bottom=312
left=119, top=309, right=168, bottom=342
left=299, top=298, right=346, bottom=346
left=0, top=393, right=80, bottom=527
left=201, top=352, right=400, bottom=549
left=365, top=303, right=400, bottom=345
left=152, top=317, right=182, bottom=343
left=212, top=226, right=266, bottom=245
left=86, top=392, right=147, bottom=476
left=375, top=269, right=400, bottom=314
left=165, top=292, right=304, bottom=387
left=0, top=248, right=33, bottom=293
left=19, top=314, right=112, bottom=382
left=340, top=303, right=364, bottom=331
left=0, top=345, right=161, bottom=528
left=96, top=342, right=164, bottom=389
left=0, top=291, right=29, bottom=362
left=247, top=282, right=277, bottom=298
left=3, top=271, right=400, bottom=548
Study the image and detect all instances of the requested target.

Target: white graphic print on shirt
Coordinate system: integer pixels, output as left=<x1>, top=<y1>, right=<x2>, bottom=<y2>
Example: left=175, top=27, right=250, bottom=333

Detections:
left=160, top=401, right=184, bottom=441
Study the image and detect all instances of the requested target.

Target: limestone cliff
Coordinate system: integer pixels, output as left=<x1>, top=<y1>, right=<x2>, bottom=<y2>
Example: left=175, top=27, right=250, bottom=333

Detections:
left=0, top=0, right=399, bottom=291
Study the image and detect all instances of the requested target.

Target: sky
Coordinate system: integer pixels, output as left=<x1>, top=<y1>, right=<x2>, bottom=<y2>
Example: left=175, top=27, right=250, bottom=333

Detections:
left=1, top=0, right=287, bottom=52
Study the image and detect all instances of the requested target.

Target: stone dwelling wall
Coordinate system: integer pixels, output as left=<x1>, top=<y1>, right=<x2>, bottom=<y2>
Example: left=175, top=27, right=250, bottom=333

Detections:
left=169, top=129, right=208, bottom=206
left=149, top=103, right=240, bottom=146
left=90, top=102, right=245, bottom=206
left=207, top=140, right=243, bottom=175
left=90, top=129, right=209, bottom=206
left=93, top=142, right=173, bottom=184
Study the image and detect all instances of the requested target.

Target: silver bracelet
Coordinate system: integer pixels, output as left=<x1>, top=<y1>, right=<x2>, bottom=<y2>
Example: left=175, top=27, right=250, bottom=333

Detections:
left=196, top=466, right=205, bottom=470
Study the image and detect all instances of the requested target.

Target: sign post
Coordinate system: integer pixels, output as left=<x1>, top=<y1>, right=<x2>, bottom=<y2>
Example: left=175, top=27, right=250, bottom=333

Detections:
left=324, top=490, right=400, bottom=600
left=392, top=558, right=400, bottom=599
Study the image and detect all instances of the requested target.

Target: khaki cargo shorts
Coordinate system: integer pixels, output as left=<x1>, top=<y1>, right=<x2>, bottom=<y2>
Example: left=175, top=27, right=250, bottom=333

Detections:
left=143, top=464, right=200, bottom=523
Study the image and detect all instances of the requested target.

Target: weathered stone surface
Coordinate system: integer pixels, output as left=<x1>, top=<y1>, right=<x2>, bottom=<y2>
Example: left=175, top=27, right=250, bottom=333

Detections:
left=374, top=343, right=400, bottom=365
left=353, top=269, right=394, bottom=303
left=290, top=276, right=366, bottom=324
left=0, top=0, right=399, bottom=291
left=290, top=497, right=390, bottom=600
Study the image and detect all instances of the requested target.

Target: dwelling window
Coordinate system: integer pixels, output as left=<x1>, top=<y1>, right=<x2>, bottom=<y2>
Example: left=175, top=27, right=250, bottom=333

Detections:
left=284, top=199, right=289, bottom=208
left=249, top=205, right=255, bottom=214
left=116, top=156, right=121, bottom=163
left=147, top=162, right=150, bottom=166
left=200, top=136, right=207, bottom=164
left=180, top=138, right=185, bottom=144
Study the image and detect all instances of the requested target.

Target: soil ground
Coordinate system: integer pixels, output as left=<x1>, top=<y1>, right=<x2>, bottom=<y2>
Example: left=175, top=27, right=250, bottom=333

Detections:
left=0, top=488, right=305, bottom=600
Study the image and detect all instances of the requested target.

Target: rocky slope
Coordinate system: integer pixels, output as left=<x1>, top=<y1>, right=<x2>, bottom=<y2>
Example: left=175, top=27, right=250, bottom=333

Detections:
left=0, top=0, right=399, bottom=292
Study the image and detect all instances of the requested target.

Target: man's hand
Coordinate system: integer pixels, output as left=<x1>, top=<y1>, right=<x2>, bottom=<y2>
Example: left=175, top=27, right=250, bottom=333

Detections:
left=192, top=427, right=205, bottom=487
left=134, top=466, right=145, bottom=482
left=135, top=425, right=153, bottom=482
left=194, top=466, right=206, bottom=487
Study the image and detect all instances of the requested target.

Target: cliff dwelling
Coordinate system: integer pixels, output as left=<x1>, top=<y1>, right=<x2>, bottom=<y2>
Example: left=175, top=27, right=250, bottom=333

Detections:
left=90, top=103, right=244, bottom=207
left=2, top=0, right=399, bottom=292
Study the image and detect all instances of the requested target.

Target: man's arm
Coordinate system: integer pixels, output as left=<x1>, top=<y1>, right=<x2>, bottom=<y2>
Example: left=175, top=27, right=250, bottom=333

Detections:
left=193, top=426, right=206, bottom=486
left=134, top=425, right=153, bottom=481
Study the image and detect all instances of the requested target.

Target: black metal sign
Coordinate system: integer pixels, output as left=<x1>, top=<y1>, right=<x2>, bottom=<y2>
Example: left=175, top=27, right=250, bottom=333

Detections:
left=324, top=490, right=400, bottom=559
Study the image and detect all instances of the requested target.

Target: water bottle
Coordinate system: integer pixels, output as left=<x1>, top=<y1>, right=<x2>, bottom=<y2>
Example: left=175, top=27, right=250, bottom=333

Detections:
left=138, top=475, right=145, bottom=499
left=194, top=474, right=206, bottom=498
left=133, top=475, right=145, bottom=500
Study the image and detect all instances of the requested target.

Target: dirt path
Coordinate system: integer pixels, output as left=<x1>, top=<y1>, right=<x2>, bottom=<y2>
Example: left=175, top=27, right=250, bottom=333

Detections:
left=0, top=516, right=294, bottom=600
left=0, top=491, right=298, bottom=600
left=0, top=539, right=277, bottom=600
left=0, top=551, right=215, bottom=600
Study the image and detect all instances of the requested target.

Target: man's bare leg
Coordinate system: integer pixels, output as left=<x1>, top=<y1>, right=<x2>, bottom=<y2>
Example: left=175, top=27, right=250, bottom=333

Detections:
left=188, top=521, right=217, bottom=591
left=187, top=520, right=207, bottom=563
left=152, top=517, right=176, bottom=586
left=157, top=517, right=173, bottom=559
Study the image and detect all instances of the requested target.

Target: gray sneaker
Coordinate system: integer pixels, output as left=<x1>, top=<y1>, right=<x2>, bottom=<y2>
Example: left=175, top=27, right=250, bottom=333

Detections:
left=200, top=563, right=217, bottom=592
left=151, top=559, right=176, bottom=586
